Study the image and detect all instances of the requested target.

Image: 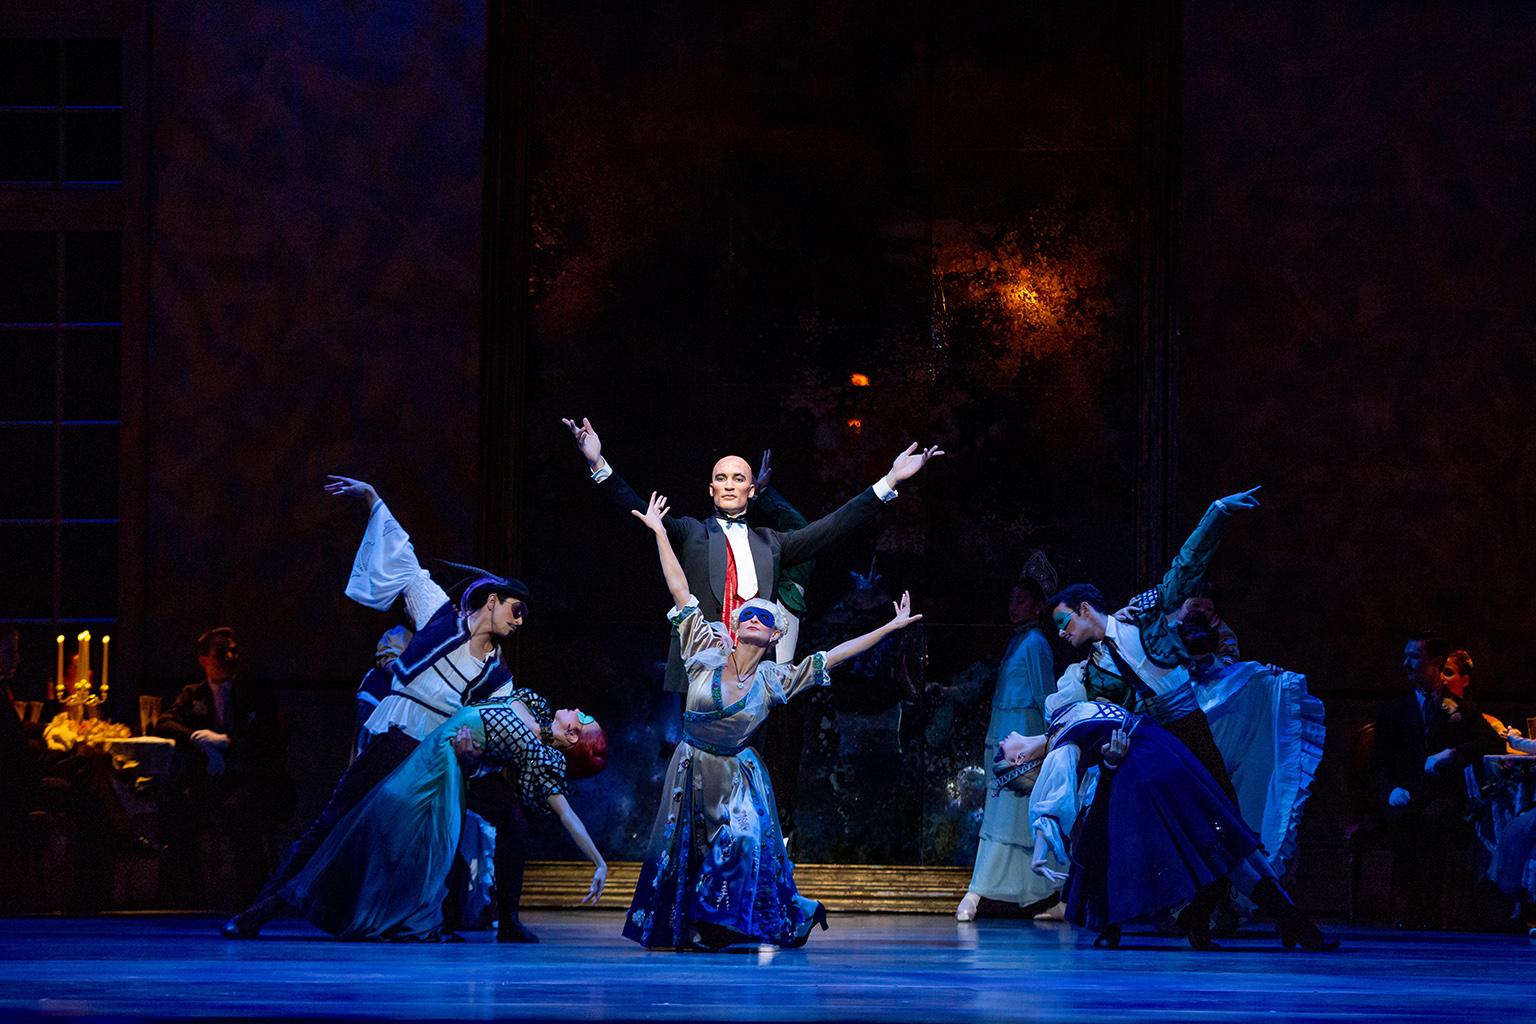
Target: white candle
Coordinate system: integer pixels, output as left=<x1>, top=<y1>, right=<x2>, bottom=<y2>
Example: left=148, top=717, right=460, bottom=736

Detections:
left=76, top=631, right=91, bottom=685
left=100, top=635, right=110, bottom=698
left=55, top=635, right=65, bottom=700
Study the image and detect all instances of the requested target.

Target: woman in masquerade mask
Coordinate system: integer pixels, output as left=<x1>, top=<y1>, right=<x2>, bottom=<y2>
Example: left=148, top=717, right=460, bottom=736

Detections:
left=624, top=492, right=923, bottom=950
left=995, top=695, right=1335, bottom=952
left=282, top=693, right=608, bottom=941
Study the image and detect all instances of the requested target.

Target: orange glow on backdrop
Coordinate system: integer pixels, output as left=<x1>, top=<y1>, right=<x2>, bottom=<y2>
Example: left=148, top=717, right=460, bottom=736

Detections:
left=849, top=373, right=870, bottom=386
left=846, top=419, right=863, bottom=432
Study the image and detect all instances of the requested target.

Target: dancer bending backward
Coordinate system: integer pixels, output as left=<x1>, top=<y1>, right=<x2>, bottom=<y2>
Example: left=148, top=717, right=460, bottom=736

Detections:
left=995, top=695, right=1336, bottom=952
left=624, top=493, right=923, bottom=949
left=282, top=693, right=608, bottom=941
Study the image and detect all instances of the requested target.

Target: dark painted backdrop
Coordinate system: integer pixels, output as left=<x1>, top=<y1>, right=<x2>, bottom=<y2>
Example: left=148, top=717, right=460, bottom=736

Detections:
left=1179, top=1, right=1536, bottom=907
left=141, top=0, right=487, bottom=689
left=1180, top=1, right=1536, bottom=702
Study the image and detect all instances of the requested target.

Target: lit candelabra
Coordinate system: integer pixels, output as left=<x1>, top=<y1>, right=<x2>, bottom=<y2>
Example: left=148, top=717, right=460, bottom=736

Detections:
left=55, top=630, right=110, bottom=719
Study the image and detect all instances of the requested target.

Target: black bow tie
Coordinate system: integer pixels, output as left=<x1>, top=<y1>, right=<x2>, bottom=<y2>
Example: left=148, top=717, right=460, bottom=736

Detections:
left=714, top=509, right=748, bottom=524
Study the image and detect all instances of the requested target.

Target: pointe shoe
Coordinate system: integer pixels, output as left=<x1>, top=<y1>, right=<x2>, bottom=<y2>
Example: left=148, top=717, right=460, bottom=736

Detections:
left=955, top=892, right=981, bottom=922
left=1092, top=924, right=1122, bottom=949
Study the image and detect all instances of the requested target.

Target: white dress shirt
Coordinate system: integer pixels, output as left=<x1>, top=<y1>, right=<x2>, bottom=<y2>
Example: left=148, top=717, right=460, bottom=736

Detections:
left=1103, top=615, right=1190, bottom=697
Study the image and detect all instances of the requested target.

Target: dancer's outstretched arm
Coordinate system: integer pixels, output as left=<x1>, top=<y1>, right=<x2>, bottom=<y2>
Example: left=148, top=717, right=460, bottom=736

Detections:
left=1155, top=485, right=1262, bottom=612
left=547, top=793, right=607, bottom=904
left=327, top=474, right=448, bottom=626
left=823, top=591, right=923, bottom=670
left=632, top=492, right=691, bottom=609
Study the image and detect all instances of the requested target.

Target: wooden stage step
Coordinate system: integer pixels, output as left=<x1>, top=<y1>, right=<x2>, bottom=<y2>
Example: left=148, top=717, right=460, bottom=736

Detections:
left=522, top=860, right=971, bottom=913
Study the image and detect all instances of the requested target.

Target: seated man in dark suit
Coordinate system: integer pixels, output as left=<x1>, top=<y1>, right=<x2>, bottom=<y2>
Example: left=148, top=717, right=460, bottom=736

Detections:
left=1371, top=631, right=1503, bottom=929
left=156, top=627, right=295, bottom=906
left=561, top=416, right=941, bottom=694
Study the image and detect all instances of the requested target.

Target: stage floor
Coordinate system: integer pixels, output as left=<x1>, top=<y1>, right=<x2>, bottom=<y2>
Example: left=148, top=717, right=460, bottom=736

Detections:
left=1, top=912, right=1529, bottom=1022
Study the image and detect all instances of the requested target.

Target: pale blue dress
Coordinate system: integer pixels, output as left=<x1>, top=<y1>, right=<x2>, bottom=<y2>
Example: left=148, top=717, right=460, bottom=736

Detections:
left=966, top=623, right=1060, bottom=905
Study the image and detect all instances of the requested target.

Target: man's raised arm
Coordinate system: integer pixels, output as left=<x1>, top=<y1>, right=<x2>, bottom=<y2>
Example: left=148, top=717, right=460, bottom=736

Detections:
left=1153, top=486, right=1261, bottom=613
left=561, top=416, right=682, bottom=533
left=777, top=442, right=943, bottom=566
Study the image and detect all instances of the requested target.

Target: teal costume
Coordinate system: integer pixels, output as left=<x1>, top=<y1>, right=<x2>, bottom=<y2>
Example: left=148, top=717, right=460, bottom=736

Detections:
left=282, top=693, right=566, bottom=940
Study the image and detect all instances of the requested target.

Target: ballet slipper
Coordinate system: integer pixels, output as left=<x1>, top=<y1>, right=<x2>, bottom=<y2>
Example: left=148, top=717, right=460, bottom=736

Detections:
left=955, top=892, right=981, bottom=922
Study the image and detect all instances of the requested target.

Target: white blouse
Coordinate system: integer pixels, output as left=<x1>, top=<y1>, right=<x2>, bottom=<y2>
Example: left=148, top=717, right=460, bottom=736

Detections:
left=349, top=498, right=510, bottom=740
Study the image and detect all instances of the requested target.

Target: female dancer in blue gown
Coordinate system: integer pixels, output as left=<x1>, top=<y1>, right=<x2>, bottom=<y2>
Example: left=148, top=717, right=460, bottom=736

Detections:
left=624, top=493, right=923, bottom=950
left=996, top=696, right=1335, bottom=951
left=282, top=692, right=607, bottom=941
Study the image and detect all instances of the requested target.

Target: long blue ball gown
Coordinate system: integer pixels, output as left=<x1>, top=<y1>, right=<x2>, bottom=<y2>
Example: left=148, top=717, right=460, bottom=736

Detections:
left=1028, top=700, right=1263, bottom=930
left=624, top=603, right=830, bottom=949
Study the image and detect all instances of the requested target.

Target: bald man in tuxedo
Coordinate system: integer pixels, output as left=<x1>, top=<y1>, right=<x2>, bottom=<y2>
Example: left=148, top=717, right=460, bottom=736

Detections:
left=562, top=417, right=941, bottom=693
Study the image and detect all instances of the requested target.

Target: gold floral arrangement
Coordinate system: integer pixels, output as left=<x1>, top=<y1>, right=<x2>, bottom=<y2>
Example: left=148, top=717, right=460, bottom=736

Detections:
left=43, top=712, right=131, bottom=752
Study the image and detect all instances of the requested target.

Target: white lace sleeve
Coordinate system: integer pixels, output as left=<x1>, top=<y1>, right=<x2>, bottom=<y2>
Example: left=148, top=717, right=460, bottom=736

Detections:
left=344, top=498, right=449, bottom=627
left=1028, top=743, right=1083, bottom=838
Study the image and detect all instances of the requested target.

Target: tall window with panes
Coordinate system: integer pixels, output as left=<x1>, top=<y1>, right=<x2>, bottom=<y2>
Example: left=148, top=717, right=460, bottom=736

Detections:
left=0, top=34, right=126, bottom=703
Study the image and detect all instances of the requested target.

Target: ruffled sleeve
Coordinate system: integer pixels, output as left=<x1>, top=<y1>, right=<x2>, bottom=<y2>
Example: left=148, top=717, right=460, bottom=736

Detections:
left=668, top=600, right=729, bottom=665
left=1028, top=742, right=1083, bottom=838
left=762, top=651, right=831, bottom=705
left=1045, top=662, right=1089, bottom=719
left=344, top=498, right=449, bottom=627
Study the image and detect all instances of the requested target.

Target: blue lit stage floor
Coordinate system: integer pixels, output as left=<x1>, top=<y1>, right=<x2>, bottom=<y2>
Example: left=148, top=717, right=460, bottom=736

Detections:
left=1, top=912, right=1530, bottom=1022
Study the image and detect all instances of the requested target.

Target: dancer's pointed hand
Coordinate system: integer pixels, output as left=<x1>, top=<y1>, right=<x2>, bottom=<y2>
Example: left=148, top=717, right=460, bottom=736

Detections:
left=1032, top=821, right=1070, bottom=884
left=325, top=475, right=378, bottom=506
left=583, top=862, right=608, bottom=905
left=631, top=492, right=670, bottom=534
left=757, top=448, right=773, bottom=490
left=1216, top=485, right=1262, bottom=511
left=886, top=442, right=944, bottom=485
left=888, top=591, right=923, bottom=631
left=560, top=416, right=604, bottom=469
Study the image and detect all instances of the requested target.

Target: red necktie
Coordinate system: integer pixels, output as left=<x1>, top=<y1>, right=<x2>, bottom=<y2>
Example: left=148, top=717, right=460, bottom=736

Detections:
left=722, top=541, right=742, bottom=644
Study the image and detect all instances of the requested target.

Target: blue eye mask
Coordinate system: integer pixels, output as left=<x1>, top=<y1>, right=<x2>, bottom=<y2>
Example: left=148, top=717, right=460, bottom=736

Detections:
left=737, top=606, right=778, bottom=630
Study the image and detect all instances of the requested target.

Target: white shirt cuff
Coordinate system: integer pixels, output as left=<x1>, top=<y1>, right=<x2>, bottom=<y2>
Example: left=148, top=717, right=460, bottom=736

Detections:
left=872, top=476, right=898, bottom=502
left=590, top=460, right=613, bottom=483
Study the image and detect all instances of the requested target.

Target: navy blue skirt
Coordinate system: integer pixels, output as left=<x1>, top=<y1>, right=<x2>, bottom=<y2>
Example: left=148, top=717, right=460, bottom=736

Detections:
left=1062, top=720, right=1260, bottom=929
